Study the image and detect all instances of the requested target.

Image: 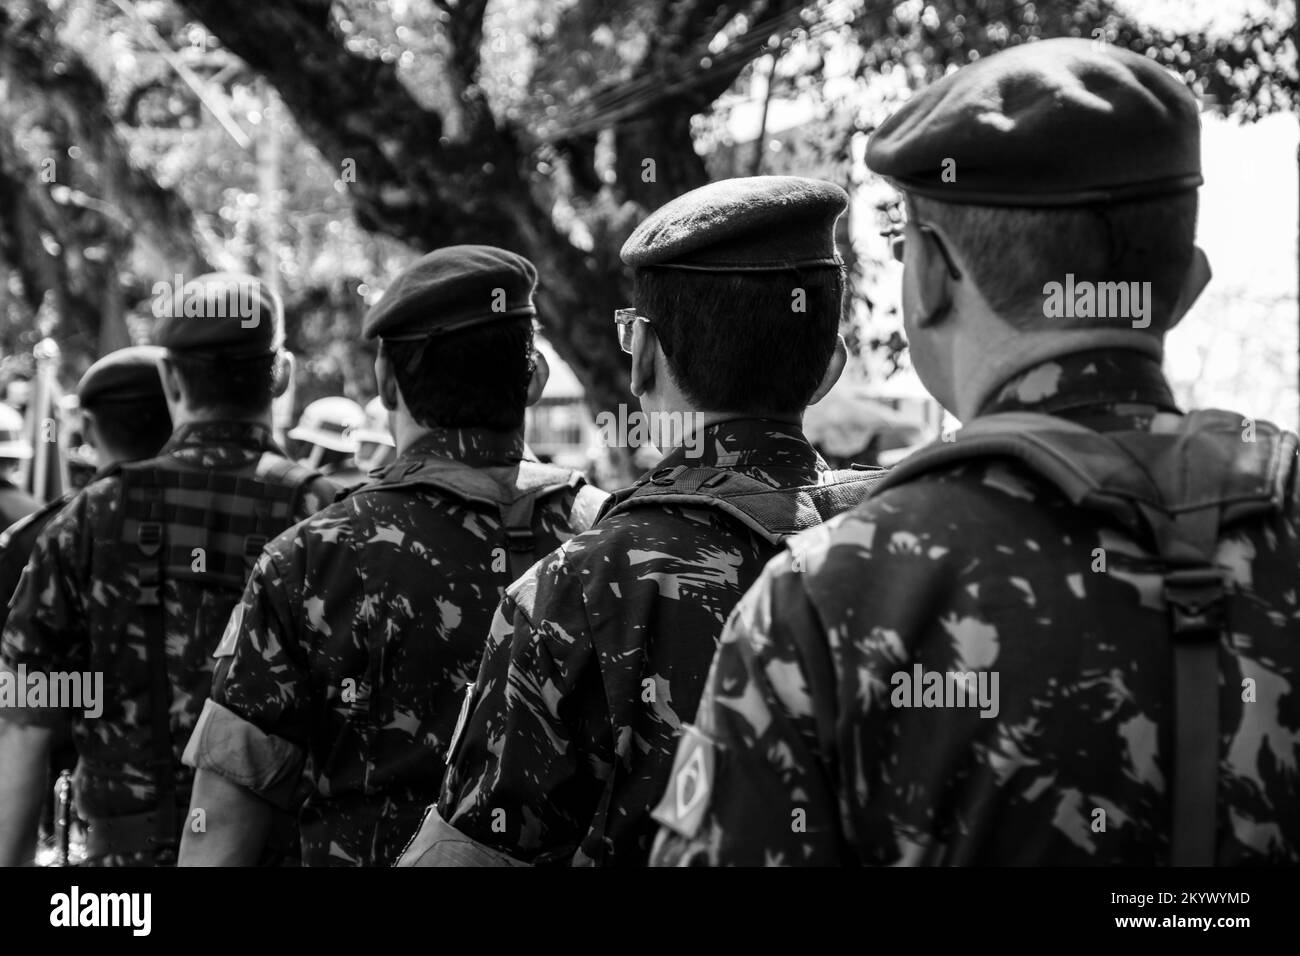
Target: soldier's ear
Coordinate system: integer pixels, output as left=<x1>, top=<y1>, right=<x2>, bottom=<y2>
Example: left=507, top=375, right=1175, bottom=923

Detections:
left=82, top=410, right=101, bottom=452
left=806, top=335, right=847, bottom=407
left=525, top=348, right=550, bottom=407
left=910, top=224, right=956, bottom=330
left=270, top=350, right=293, bottom=399
left=1163, top=245, right=1211, bottom=333
left=629, top=320, right=658, bottom=398
left=375, top=350, right=400, bottom=412
left=156, top=354, right=184, bottom=406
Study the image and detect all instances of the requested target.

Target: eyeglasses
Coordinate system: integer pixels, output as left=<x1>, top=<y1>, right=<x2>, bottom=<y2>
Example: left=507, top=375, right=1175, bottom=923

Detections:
left=879, top=204, right=962, bottom=281
left=614, top=308, right=651, bottom=354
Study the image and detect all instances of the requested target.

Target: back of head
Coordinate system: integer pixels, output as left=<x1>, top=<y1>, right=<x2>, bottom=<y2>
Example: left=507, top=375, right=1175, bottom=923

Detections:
left=152, top=272, right=285, bottom=418
left=621, top=175, right=849, bottom=415
left=364, top=245, right=541, bottom=432
left=77, top=345, right=173, bottom=464
left=866, top=38, right=1204, bottom=334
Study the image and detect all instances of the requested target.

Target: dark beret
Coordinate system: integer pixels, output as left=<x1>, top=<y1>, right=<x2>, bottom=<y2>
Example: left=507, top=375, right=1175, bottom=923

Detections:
left=865, top=38, right=1202, bottom=207
left=77, top=346, right=166, bottom=407
left=621, top=176, right=848, bottom=271
left=363, top=245, right=538, bottom=341
left=152, top=272, right=284, bottom=358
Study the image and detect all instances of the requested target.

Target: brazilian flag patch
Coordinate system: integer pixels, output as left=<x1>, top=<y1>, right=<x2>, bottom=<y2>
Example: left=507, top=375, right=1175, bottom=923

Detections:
left=651, top=723, right=716, bottom=838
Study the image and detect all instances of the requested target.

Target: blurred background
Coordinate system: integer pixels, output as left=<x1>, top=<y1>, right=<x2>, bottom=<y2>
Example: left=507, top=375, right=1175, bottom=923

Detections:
left=0, top=0, right=1294, bottom=491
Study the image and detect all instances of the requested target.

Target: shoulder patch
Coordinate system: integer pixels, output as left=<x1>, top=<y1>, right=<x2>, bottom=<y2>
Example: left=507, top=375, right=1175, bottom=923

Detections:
left=650, top=723, right=717, bottom=839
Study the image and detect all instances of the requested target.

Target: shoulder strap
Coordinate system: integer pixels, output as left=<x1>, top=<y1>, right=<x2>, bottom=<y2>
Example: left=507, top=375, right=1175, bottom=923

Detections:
left=875, top=410, right=1300, bottom=866
left=598, top=464, right=886, bottom=545
left=355, top=456, right=589, bottom=580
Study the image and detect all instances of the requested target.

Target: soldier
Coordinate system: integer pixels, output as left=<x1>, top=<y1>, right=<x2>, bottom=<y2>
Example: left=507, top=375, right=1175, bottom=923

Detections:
left=178, top=246, right=609, bottom=867
left=0, top=404, right=38, bottom=529
left=651, top=39, right=1300, bottom=866
left=0, top=347, right=172, bottom=860
left=0, top=273, right=336, bottom=866
left=0, top=346, right=173, bottom=622
left=397, top=177, right=884, bottom=867
left=289, top=396, right=369, bottom=488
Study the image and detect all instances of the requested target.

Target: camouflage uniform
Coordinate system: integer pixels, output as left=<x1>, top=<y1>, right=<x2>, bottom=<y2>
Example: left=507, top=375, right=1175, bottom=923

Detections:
left=434, top=418, right=833, bottom=866
left=184, top=428, right=603, bottom=867
left=0, top=422, right=334, bottom=865
left=650, top=350, right=1300, bottom=865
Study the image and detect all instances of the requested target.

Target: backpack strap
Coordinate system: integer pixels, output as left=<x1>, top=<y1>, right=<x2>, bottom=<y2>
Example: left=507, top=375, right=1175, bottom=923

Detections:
left=598, top=464, right=886, bottom=545
left=874, top=409, right=1299, bottom=866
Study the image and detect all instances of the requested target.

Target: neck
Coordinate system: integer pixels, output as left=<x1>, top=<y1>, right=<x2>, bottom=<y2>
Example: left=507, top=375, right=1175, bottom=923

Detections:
left=170, top=405, right=274, bottom=430
left=952, top=327, right=1164, bottom=421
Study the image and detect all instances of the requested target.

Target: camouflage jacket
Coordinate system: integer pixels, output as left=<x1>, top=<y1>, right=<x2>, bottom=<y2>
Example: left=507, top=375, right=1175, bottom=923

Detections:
left=651, top=349, right=1300, bottom=866
left=436, top=419, right=832, bottom=866
left=0, top=422, right=334, bottom=836
left=184, top=428, right=604, bottom=867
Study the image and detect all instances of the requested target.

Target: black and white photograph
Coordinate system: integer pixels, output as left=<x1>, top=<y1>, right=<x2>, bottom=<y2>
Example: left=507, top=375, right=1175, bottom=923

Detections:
left=0, top=0, right=1293, bottom=940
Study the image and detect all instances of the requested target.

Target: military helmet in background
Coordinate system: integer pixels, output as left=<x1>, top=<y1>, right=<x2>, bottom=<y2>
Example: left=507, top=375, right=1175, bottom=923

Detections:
left=348, top=396, right=395, bottom=473
left=289, top=397, right=366, bottom=454
left=0, top=403, right=33, bottom=461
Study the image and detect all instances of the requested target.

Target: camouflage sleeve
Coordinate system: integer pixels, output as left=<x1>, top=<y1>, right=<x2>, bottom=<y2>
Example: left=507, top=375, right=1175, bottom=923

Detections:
left=436, top=552, right=611, bottom=864
left=0, top=498, right=90, bottom=727
left=650, top=547, right=846, bottom=866
left=184, top=529, right=322, bottom=807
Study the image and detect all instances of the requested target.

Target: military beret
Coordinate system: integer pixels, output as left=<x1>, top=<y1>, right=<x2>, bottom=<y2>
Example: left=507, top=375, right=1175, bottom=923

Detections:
left=363, top=245, right=538, bottom=341
left=865, top=38, right=1202, bottom=207
left=151, top=272, right=284, bottom=358
left=621, top=176, right=848, bottom=271
left=77, top=346, right=166, bottom=407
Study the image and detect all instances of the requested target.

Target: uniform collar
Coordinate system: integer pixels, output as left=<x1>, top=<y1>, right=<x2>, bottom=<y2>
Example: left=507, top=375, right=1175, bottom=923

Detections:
left=162, top=421, right=280, bottom=454
left=979, top=349, right=1179, bottom=422
left=398, top=428, right=527, bottom=469
left=648, top=418, right=825, bottom=486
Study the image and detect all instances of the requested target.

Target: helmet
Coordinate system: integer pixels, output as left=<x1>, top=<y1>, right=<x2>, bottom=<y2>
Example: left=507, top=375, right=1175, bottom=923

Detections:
left=288, top=397, right=366, bottom=453
left=346, top=396, right=395, bottom=449
left=0, top=403, right=32, bottom=459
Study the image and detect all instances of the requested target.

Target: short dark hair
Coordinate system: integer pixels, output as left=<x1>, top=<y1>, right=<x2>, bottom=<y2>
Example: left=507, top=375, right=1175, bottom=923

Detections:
left=85, top=396, right=173, bottom=461
left=633, top=265, right=844, bottom=415
left=913, top=191, right=1199, bottom=333
left=381, top=319, right=534, bottom=431
left=168, top=353, right=277, bottom=416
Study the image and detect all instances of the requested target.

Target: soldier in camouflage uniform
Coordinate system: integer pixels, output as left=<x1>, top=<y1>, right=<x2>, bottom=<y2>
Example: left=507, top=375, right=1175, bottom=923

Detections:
left=0, top=347, right=173, bottom=855
left=0, top=274, right=335, bottom=866
left=180, top=246, right=607, bottom=867
left=651, top=40, right=1300, bottom=866
left=398, top=177, right=883, bottom=867
left=0, top=347, right=173, bottom=626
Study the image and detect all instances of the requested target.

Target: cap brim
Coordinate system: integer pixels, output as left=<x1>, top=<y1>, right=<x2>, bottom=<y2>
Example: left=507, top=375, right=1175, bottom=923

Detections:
left=0, top=442, right=35, bottom=459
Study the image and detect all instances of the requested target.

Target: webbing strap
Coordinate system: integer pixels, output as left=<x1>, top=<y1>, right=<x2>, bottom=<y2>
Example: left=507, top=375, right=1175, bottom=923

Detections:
left=1163, top=503, right=1229, bottom=867
left=501, top=492, right=540, bottom=583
